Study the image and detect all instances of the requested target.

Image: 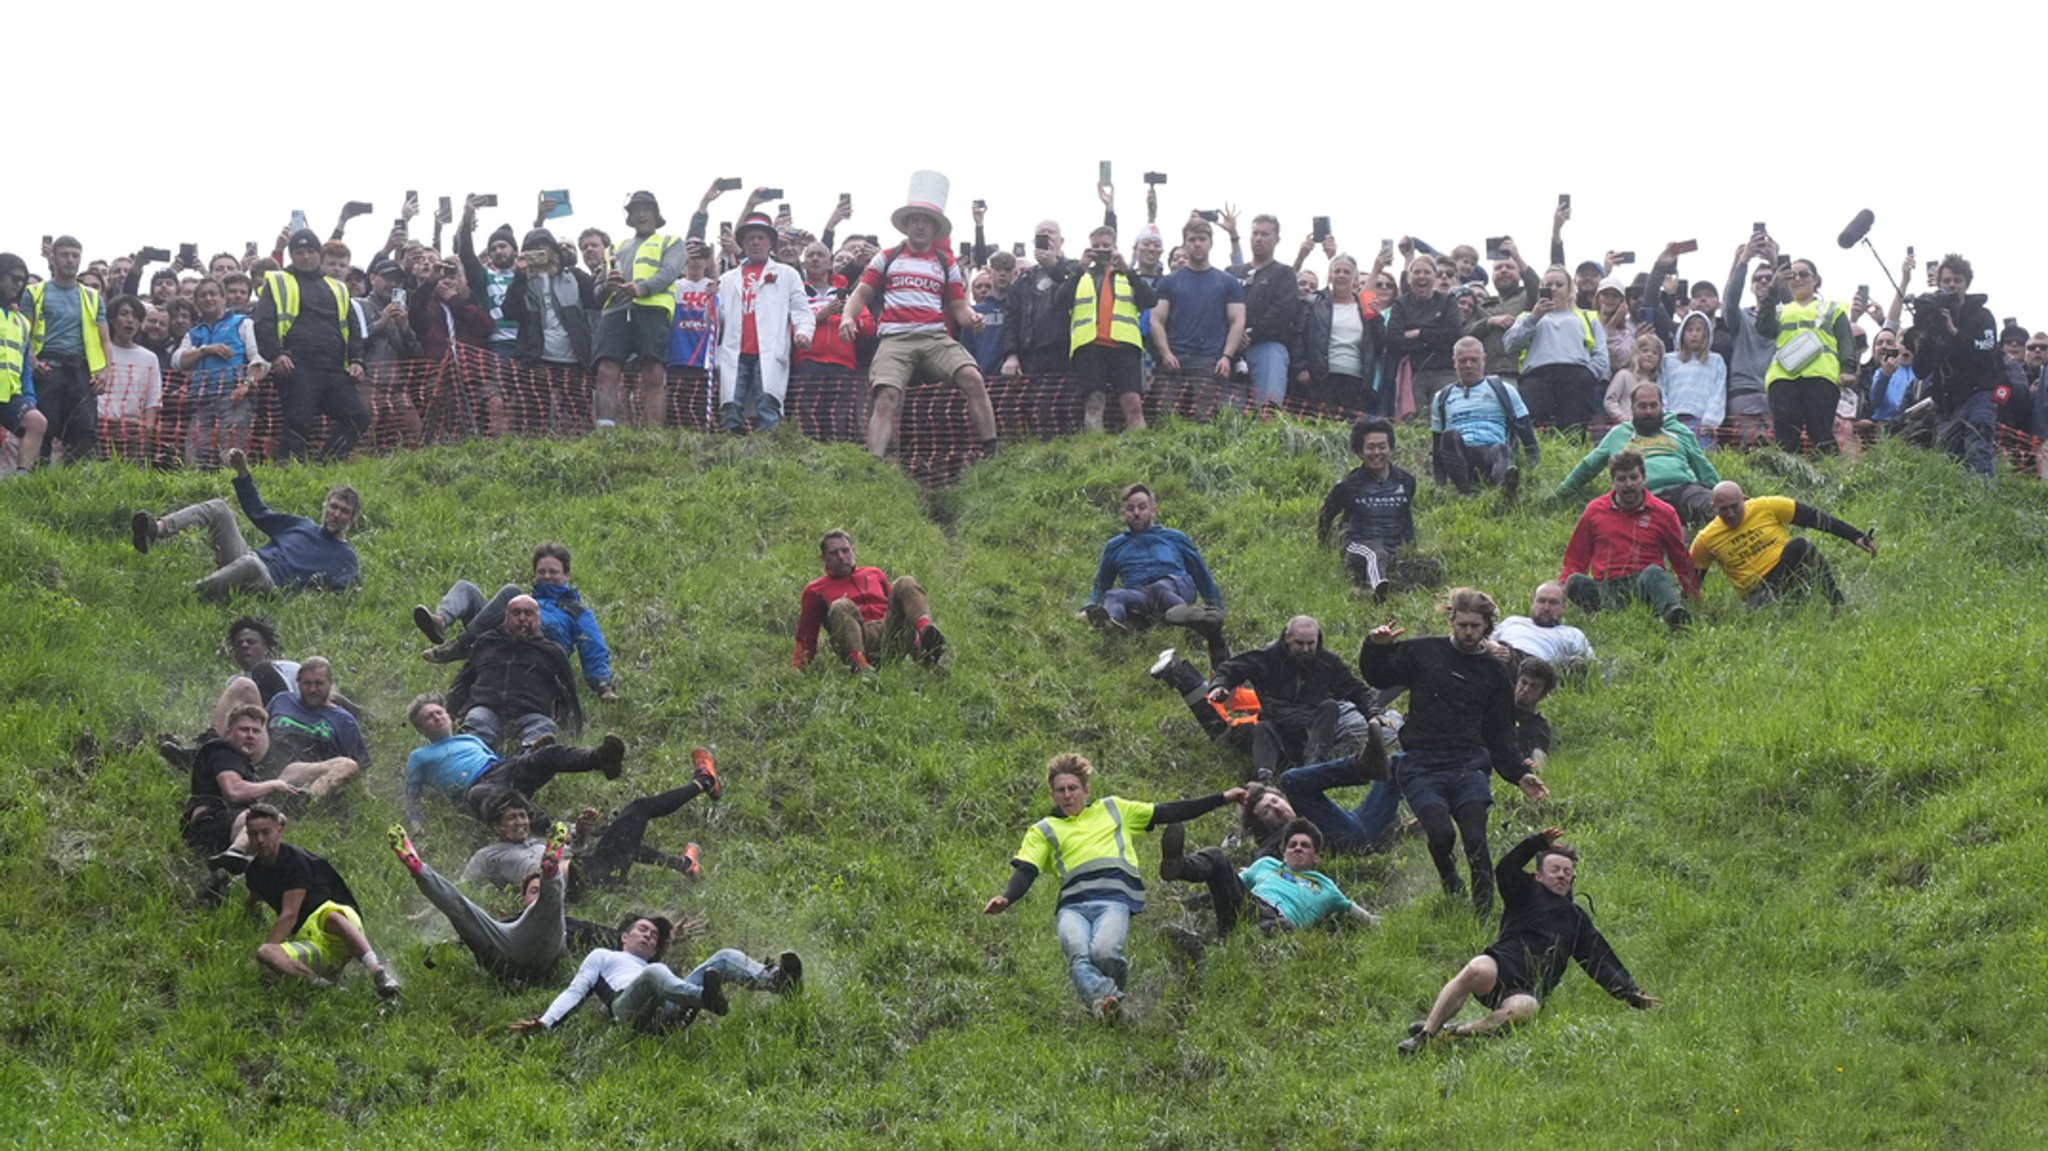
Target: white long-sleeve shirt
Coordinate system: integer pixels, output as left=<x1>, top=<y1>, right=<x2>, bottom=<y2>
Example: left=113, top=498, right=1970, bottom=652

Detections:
left=539, top=947, right=648, bottom=1027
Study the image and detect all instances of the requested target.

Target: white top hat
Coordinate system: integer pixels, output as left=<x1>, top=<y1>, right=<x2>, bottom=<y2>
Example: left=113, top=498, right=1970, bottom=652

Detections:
left=891, top=170, right=953, bottom=240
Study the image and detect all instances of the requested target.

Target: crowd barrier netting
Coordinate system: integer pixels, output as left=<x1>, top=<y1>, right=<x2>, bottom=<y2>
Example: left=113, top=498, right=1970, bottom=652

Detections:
left=5, top=348, right=2041, bottom=485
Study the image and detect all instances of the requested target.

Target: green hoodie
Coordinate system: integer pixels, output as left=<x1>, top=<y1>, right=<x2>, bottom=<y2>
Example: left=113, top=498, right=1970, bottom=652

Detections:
left=1556, top=414, right=1719, bottom=496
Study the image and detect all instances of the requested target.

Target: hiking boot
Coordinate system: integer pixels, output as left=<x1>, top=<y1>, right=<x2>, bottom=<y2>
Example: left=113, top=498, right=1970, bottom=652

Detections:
left=1665, top=605, right=1692, bottom=632
left=131, top=511, right=158, bottom=554
left=209, top=846, right=253, bottom=876
left=1163, top=603, right=1224, bottom=632
left=1396, top=1028, right=1438, bottom=1055
left=1158, top=821, right=1187, bottom=881
left=412, top=604, right=449, bottom=645
left=372, top=964, right=402, bottom=1000
left=698, top=967, right=729, bottom=1016
left=691, top=748, right=722, bottom=800
left=592, top=734, right=626, bottom=780
left=1148, top=648, right=1179, bottom=679
left=1407, top=1019, right=1431, bottom=1038
left=912, top=622, right=946, bottom=667
left=1501, top=465, right=1521, bottom=501
left=1083, top=603, right=1125, bottom=633
left=158, top=738, right=194, bottom=771
left=540, top=822, right=570, bottom=878
left=388, top=825, right=423, bottom=876
left=767, top=950, right=804, bottom=994
left=420, top=638, right=465, bottom=664
left=1372, top=579, right=1391, bottom=604
left=679, top=842, right=702, bottom=881
left=1352, top=721, right=1391, bottom=781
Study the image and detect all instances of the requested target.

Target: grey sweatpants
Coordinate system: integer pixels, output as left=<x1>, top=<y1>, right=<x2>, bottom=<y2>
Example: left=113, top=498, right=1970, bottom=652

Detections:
left=161, top=498, right=276, bottom=596
left=412, top=860, right=565, bottom=981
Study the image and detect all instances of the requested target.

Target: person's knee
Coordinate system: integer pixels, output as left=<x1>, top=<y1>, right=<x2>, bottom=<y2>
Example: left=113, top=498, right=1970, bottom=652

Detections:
left=871, top=387, right=902, bottom=418
left=1460, top=954, right=1498, bottom=989
left=255, top=942, right=288, bottom=967
left=891, top=575, right=922, bottom=598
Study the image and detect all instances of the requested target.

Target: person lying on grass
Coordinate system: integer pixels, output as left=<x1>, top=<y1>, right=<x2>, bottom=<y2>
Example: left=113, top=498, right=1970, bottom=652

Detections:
left=460, top=756, right=719, bottom=895
left=507, top=914, right=802, bottom=1034
left=389, top=820, right=615, bottom=983
left=1398, top=825, right=1659, bottom=1054
left=1157, top=815, right=1378, bottom=936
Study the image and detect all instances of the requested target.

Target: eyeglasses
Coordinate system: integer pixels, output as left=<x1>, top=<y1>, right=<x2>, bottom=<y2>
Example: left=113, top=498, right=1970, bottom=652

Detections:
left=1786, top=270, right=1814, bottom=279
left=2029, top=345, right=2048, bottom=352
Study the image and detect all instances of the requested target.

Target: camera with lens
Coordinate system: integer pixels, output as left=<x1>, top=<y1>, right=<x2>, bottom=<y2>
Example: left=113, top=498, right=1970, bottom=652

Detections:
left=1904, top=291, right=1954, bottom=318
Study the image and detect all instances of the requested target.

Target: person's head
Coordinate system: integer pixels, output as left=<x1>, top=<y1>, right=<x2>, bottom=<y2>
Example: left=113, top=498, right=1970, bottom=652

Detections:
left=0, top=253, right=27, bottom=302
left=1119, top=483, right=1156, bottom=532
left=1328, top=254, right=1358, bottom=300
left=1449, top=244, right=1479, bottom=278
left=407, top=692, right=453, bottom=740
left=1574, top=260, right=1603, bottom=300
left=624, top=193, right=662, bottom=235
left=1530, top=581, right=1567, bottom=627
left=1134, top=225, right=1164, bottom=269
left=243, top=803, right=288, bottom=863
left=1443, top=587, right=1499, bottom=652
left=1405, top=254, right=1438, bottom=297
left=1710, top=480, right=1748, bottom=530
left=1608, top=449, right=1647, bottom=509
left=1515, top=658, right=1557, bottom=709
left=148, top=267, right=179, bottom=304
left=318, top=240, right=350, bottom=280
left=2001, top=326, right=2027, bottom=362
left=225, top=702, right=271, bottom=761
left=520, top=870, right=545, bottom=907
left=1541, top=266, right=1572, bottom=305
left=1281, top=616, right=1322, bottom=664
left=1631, top=382, right=1666, bottom=435
left=1250, top=214, right=1279, bottom=262
left=819, top=529, right=856, bottom=578
left=1454, top=289, right=1478, bottom=322
left=2027, top=333, right=2048, bottom=371
left=106, top=295, right=147, bottom=344
left=901, top=210, right=941, bottom=250
left=295, top=657, right=334, bottom=710
left=1937, top=253, right=1973, bottom=297
left=531, top=542, right=571, bottom=586
left=48, top=236, right=82, bottom=281
left=1451, top=336, right=1487, bottom=386
left=406, top=247, right=437, bottom=283
left=221, top=271, right=252, bottom=311
left=78, top=270, right=104, bottom=292
left=800, top=241, right=833, bottom=283
left=988, top=249, right=1018, bottom=291
left=737, top=217, right=775, bottom=264
left=1084, top=225, right=1115, bottom=262
left=1279, top=817, right=1324, bottom=871
left=578, top=228, right=611, bottom=272
left=1873, top=326, right=1902, bottom=361
left=1677, top=311, right=1711, bottom=360
left=287, top=229, right=322, bottom=273
left=1046, top=753, right=1092, bottom=817
left=504, top=595, right=542, bottom=638
left=1688, top=279, right=1720, bottom=318
left=225, top=616, right=281, bottom=670
left=1784, top=258, right=1819, bottom=301
left=1370, top=269, right=1397, bottom=307
left=970, top=270, right=991, bottom=302
left=489, top=794, right=534, bottom=844
left=486, top=225, right=516, bottom=270
left=1032, top=219, right=1064, bottom=266
left=209, top=252, right=240, bottom=277
left=1351, top=416, right=1394, bottom=474
left=1241, top=783, right=1296, bottom=839
left=1533, top=839, right=1578, bottom=896
left=1595, top=278, right=1626, bottom=319
left=1631, top=333, right=1664, bottom=379
left=1180, top=219, right=1213, bottom=266
left=165, top=295, right=195, bottom=339
left=320, top=485, right=359, bottom=535
left=1491, top=253, right=1521, bottom=294
left=617, top=914, right=674, bottom=962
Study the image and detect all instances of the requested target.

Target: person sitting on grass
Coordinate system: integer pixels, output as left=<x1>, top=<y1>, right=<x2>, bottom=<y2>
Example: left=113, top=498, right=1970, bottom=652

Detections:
left=507, top=915, right=803, bottom=1034
left=1398, top=826, right=1658, bottom=1054
left=790, top=528, right=946, bottom=671
left=446, top=595, right=582, bottom=753
left=241, top=803, right=400, bottom=998
left=1512, top=657, right=1559, bottom=771
left=181, top=703, right=301, bottom=872
left=1082, top=484, right=1228, bottom=665
left=1158, top=816, right=1378, bottom=937
left=1555, top=384, right=1719, bottom=526
left=1317, top=416, right=1440, bottom=600
left=389, top=819, right=612, bottom=982
left=1559, top=450, right=1700, bottom=631
left=1205, top=615, right=1379, bottom=783
left=1689, top=480, right=1876, bottom=608
left=980, top=752, right=1246, bottom=1020
left=461, top=750, right=720, bottom=892
left=242, top=656, right=363, bottom=792
left=411, top=541, right=620, bottom=700
left=1489, top=581, right=1595, bottom=678
left=130, top=446, right=359, bottom=599
left=1147, top=646, right=1260, bottom=759
left=401, top=693, right=623, bottom=834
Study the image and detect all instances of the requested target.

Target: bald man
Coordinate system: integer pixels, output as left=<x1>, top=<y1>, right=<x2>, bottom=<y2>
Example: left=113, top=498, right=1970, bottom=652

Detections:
left=1430, top=337, right=1540, bottom=497
left=1207, top=615, right=1379, bottom=781
left=1689, top=481, right=1875, bottom=606
left=447, top=594, right=584, bottom=752
left=1490, top=581, right=1594, bottom=674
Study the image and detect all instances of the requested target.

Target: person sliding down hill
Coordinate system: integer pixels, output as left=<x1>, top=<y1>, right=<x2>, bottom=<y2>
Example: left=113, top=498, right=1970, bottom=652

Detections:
left=791, top=528, right=947, bottom=671
left=1082, top=483, right=1228, bottom=664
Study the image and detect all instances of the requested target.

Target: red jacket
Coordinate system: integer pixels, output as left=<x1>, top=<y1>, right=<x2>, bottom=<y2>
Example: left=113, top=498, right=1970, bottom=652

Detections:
left=792, top=565, right=891, bottom=665
left=796, top=275, right=872, bottom=371
left=1560, top=492, right=1699, bottom=598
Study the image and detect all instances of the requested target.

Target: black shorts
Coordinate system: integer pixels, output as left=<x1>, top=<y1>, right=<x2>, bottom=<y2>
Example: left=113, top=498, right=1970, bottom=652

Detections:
left=0, top=393, right=30, bottom=435
left=1071, top=343, right=1144, bottom=396
left=181, top=804, right=239, bottom=855
left=594, top=306, right=670, bottom=366
left=1478, top=946, right=1535, bottom=1008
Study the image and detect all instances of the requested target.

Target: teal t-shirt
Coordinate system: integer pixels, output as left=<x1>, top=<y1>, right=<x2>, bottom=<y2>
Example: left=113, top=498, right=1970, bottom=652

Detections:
left=1242, top=856, right=1351, bottom=928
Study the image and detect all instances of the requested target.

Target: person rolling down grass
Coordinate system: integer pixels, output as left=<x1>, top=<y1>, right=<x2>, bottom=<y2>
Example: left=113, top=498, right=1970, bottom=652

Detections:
left=1398, top=826, right=1658, bottom=1054
left=240, top=803, right=400, bottom=997
left=1689, top=481, right=1876, bottom=607
left=507, top=914, right=803, bottom=1034
left=460, top=752, right=719, bottom=893
left=1081, top=484, right=1229, bottom=664
left=1157, top=815, right=1378, bottom=937
left=389, top=820, right=613, bottom=982
left=980, top=752, right=1245, bottom=1019
left=401, top=692, right=624, bottom=833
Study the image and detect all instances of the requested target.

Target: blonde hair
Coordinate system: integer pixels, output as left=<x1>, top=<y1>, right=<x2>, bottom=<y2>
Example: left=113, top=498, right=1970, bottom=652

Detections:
left=1046, top=753, right=1093, bottom=788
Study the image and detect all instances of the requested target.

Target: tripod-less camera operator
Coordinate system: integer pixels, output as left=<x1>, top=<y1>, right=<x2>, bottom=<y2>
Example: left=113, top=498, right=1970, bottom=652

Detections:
left=1906, top=254, right=2001, bottom=477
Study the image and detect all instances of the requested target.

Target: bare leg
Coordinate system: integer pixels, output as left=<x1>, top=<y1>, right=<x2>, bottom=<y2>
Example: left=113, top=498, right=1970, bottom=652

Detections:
left=209, top=677, right=264, bottom=737
left=593, top=360, right=626, bottom=425
left=277, top=757, right=360, bottom=800
left=1453, top=991, right=1541, bottom=1038
left=1118, top=391, right=1147, bottom=431
left=637, top=361, right=669, bottom=428
left=866, top=385, right=902, bottom=457
left=1421, top=954, right=1499, bottom=1034
left=953, top=366, right=997, bottom=441
left=1083, top=391, right=1106, bottom=433
left=255, top=942, right=319, bottom=981
left=14, top=409, right=47, bottom=470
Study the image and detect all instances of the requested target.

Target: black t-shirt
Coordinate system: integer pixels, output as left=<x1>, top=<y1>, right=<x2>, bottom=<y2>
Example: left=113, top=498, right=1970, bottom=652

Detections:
left=1515, top=706, right=1552, bottom=758
left=184, top=739, right=256, bottom=821
left=246, top=844, right=359, bottom=934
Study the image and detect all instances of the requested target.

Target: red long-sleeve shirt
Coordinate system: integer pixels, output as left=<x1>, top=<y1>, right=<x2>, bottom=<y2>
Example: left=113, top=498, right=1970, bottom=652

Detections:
left=1560, top=492, right=1699, bottom=599
left=791, top=566, right=891, bottom=665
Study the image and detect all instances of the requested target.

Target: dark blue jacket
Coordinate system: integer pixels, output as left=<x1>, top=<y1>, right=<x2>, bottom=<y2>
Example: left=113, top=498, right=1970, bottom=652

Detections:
left=235, top=475, right=358, bottom=591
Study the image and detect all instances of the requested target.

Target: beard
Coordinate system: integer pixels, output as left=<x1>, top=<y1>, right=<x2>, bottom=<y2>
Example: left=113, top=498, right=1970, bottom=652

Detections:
left=1633, top=414, right=1663, bottom=435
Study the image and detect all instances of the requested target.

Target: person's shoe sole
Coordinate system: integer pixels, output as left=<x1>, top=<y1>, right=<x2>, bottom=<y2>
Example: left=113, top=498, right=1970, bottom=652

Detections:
left=1083, top=604, right=1124, bottom=633
left=1666, top=606, right=1692, bottom=631
left=1372, top=580, right=1390, bottom=604
left=691, top=748, right=722, bottom=800
left=208, top=847, right=253, bottom=875
left=699, top=968, right=729, bottom=1016
left=541, top=822, right=570, bottom=878
left=387, top=825, right=423, bottom=873
left=1148, top=648, right=1178, bottom=678
left=373, top=967, right=402, bottom=1000
left=1158, top=821, right=1187, bottom=881
left=595, top=734, right=626, bottom=780
left=775, top=950, right=804, bottom=994
left=420, top=641, right=462, bottom=664
left=412, top=605, right=446, bottom=645
left=914, top=623, right=946, bottom=667
left=131, top=512, right=155, bottom=554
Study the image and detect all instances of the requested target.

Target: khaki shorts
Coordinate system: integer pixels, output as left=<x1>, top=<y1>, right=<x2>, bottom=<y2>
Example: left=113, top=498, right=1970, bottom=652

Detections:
left=280, top=900, right=362, bottom=975
left=869, top=330, right=976, bottom=392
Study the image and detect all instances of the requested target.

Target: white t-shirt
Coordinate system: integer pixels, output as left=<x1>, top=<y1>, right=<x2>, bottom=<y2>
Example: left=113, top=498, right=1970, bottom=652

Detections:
left=1328, top=302, right=1366, bottom=377
left=99, top=344, right=163, bottom=421
left=1493, top=616, right=1594, bottom=669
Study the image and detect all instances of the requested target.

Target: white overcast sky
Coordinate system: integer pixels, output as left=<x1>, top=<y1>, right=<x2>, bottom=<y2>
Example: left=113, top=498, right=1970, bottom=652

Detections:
left=13, top=0, right=2042, bottom=326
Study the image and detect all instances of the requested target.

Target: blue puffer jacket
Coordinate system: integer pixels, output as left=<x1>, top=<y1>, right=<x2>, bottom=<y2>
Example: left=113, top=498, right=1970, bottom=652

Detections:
left=533, top=581, right=614, bottom=688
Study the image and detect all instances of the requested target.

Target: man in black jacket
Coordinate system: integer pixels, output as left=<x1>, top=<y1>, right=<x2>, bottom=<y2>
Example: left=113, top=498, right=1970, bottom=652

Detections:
left=1231, top=214, right=1303, bottom=405
left=1360, top=588, right=1547, bottom=914
left=1910, top=253, right=2002, bottom=477
left=1318, top=416, right=1439, bottom=599
left=1398, top=826, right=1658, bottom=1053
left=1000, top=220, right=1080, bottom=380
left=251, top=229, right=367, bottom=461
left=449, top=595, right=582, bottom=753
left=1207, top=615, right=1377, bottom=782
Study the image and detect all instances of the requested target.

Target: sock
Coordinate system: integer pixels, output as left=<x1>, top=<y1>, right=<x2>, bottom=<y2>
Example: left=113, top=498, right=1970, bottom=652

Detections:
left=362, top=950, right=383, bottom=970
left=849, top=651, right=873, bottom=670
left=915, top=616, right=932, bottom=633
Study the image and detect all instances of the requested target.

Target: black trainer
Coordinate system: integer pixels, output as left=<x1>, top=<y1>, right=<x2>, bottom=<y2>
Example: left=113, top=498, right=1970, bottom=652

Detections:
left=412, top=604, right=447, bottom=645
left=1158, top=821, right=1187, bottom=881
left=592, top=734, right=626, bottom=780
left=131, top=511, right=157, bottom=554
left=769, top=951, right=804, bottom=994
left=209, top=846, right=253, bottom=876
left=913, top=622, right=946, bottom=667
left=698, top=967, right=729, bottom=1016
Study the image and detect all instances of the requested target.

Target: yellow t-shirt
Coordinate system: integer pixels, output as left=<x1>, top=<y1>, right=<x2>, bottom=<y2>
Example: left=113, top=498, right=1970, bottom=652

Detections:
left=1689, top=496, right=1797, bottom=594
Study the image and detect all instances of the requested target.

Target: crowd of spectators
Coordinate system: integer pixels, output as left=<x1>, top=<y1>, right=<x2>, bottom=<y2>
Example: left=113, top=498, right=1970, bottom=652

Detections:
left=4, top=180, right=2042, bottom=481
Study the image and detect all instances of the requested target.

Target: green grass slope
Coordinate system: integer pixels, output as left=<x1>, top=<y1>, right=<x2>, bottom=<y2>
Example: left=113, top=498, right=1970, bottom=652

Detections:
left=1, top=421, right=2045, bottom=1150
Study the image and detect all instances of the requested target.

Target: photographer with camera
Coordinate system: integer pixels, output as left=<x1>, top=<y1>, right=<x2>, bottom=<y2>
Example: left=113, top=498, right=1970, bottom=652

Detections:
left=1754, top=256, right=1854, bottom=454
left=1904, top=254, right=2000, bottom=477
left=1056, top=226, right=1156, bottom=434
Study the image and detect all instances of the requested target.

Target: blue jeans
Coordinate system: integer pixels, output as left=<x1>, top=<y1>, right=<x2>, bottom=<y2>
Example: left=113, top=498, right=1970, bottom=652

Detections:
left=1102, top=573, right=1195, bottom=626
left=1245, top=341, right=1291, bottom=406
left=611, top=948, right=770, bottom=1028
left=720, top=356, right=783, bottom=433
left=1280, top=755, right=1403, bottom=853
left=1053, top=900, right=1130, bottom=1004
left=462, top=706, right=555, bottom=751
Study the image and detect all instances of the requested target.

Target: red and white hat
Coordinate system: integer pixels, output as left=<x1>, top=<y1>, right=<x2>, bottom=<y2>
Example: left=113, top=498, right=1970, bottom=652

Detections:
left=735, top=212, right=777, bottom=243
left=890, top=170, right=953, bottom=240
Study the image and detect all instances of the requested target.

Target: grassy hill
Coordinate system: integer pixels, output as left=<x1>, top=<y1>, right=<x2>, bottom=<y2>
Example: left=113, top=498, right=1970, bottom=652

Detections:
left=2, top=419, right=2045, bottom=1150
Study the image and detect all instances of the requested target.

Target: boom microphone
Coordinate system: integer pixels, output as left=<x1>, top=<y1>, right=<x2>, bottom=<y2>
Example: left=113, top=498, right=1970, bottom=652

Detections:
left=1837, top=209, right=1876, bottom=249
